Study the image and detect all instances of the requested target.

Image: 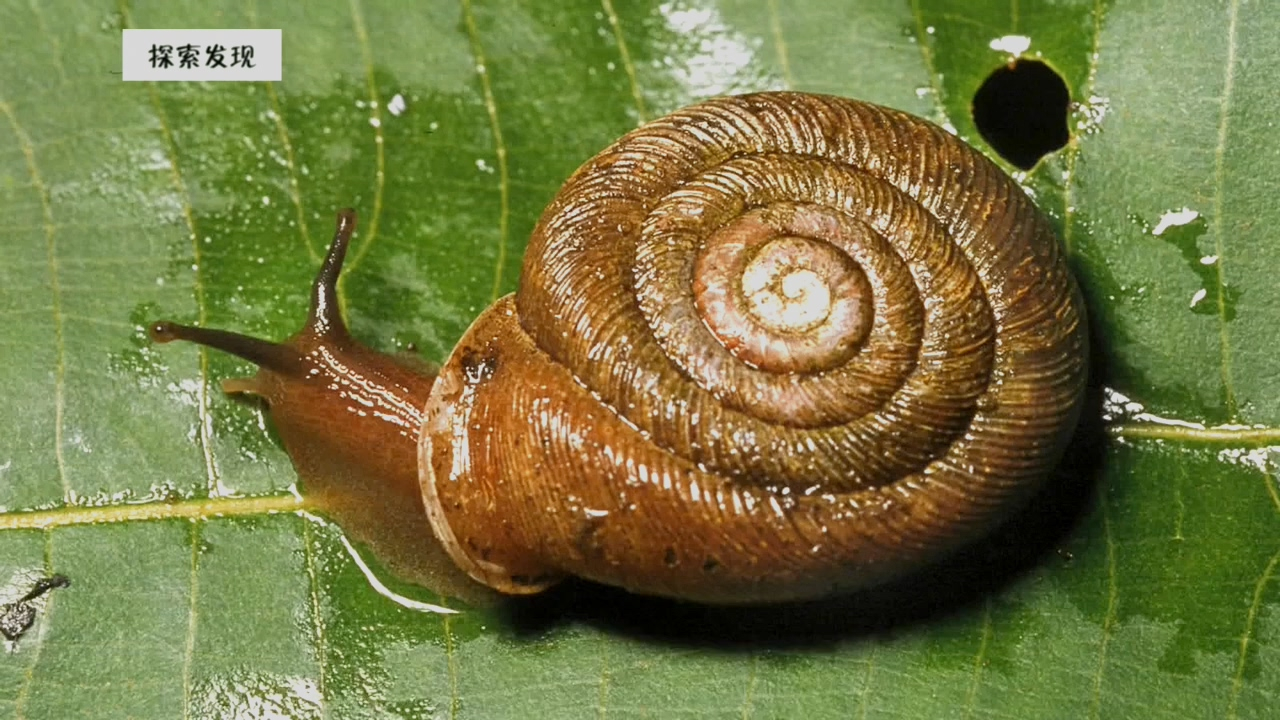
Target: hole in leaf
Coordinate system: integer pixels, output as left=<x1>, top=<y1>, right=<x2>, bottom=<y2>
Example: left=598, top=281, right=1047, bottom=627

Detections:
left=971, top=59, right=1070, bottom=170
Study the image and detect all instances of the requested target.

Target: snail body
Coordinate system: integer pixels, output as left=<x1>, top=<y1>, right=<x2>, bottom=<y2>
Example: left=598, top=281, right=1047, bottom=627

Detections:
left=151, top=92, right=1086, bottom=605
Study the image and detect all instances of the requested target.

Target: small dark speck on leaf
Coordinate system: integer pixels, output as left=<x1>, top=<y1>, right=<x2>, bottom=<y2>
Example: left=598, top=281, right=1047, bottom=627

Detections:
left=0, top=575, right=70, bottom=642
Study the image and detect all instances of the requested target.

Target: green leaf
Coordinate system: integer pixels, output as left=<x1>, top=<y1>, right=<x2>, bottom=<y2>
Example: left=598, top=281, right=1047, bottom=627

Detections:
left=1, top=0, right=1277, bottom=718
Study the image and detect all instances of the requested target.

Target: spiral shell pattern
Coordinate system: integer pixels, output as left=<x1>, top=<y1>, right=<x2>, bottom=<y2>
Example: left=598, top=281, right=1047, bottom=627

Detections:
left=421, top=92, right=1086, bottom=603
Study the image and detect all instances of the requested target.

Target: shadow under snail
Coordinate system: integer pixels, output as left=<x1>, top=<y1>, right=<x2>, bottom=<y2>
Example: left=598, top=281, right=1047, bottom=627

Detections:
left=149, top=92, right=1087, bottom=605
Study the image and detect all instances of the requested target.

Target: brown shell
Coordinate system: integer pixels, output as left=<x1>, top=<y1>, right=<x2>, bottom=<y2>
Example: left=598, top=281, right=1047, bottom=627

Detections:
left=419, top=91, right=1088, bottom=604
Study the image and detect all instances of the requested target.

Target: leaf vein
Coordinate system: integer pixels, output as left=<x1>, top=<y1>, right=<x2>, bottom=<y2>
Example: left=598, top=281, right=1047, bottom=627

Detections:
left=963, top=599, right=994, bottom=719
left=119, top=0, right=222, bottom=497
left=1226, top=549, right=1280, bottom=719
left=263, top=82, right=319, bottom=264
left=597, top=642, right=611, bottom=719
left=856, top=644, right=878, bottom=720
left=1061, top=0, right=1108, bottom=255
left=144, top=82, right=221, bottom=495
left=1211, top=0, right=1242, bottom=420
left=740, top=653, right=759, bottom=720
left=461, top=0, right=512, bottom=303
left=301, top=518, right=329, bottom=708
left=0, top=495, right=308, bottom=530
left=344, top=0, right=388, bottom=283
left=27, top=0, right=68, bottom=86
left=0, top=100, right=70, bottom=501
left=764, top=0, right=793, bottom=89
left=908, top=0, right=947, bottom=124
left=1088, top=497, right=1119, bottom=720
left=1107, top=423, right=1280, bottom=444
left=601, top=0, right=648, bottom=123
left=181, top=521, right=202, bottom=720
left=444, top=613, right=461, bottom=720
left=12, top=530, right=56, bottom=720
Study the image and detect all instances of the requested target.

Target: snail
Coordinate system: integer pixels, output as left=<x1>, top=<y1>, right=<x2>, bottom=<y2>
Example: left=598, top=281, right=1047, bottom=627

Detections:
left=149, top=92, right=1087, bottom=605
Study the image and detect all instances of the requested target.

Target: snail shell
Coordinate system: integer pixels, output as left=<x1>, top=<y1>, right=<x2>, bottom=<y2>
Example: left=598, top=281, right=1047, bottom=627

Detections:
left=421, top=92, right=1086, bottom=603
left=151, top=92, right=1087, bottom=605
